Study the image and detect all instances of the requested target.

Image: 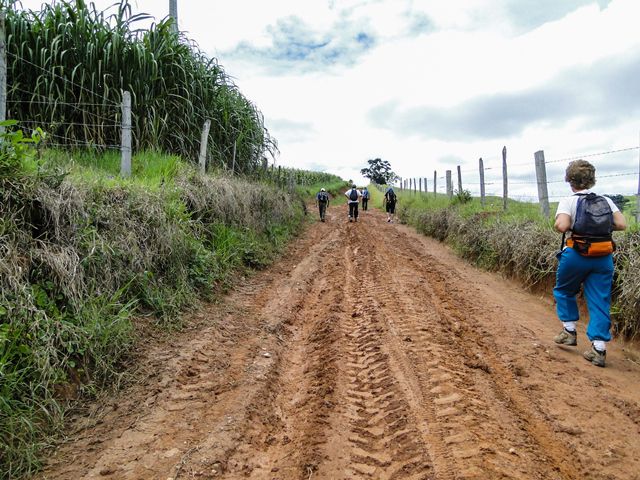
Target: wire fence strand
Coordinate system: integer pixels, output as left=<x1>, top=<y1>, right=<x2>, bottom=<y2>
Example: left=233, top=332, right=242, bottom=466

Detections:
left=545, top=146, right=640, bottom=164
left=7, top=51, right=121, bottom=108
left=17, top=119, right=120, bottom=129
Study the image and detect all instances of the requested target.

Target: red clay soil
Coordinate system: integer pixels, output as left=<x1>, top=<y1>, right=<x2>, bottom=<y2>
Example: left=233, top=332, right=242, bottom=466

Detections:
left=38, top=205, right=640, bottom=480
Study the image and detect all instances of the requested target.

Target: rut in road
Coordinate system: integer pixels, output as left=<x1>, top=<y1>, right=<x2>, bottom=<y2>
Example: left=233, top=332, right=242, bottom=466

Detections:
left=39, top=205, right=640, bottom=480
left=169, top=210, right=598, bottom=479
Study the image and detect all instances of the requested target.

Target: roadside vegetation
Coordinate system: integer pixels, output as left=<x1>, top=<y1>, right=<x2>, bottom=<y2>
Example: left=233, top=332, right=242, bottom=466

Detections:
left=0, top=124, right=342, bottom=478
left=370, top=186, right=640, bottom=339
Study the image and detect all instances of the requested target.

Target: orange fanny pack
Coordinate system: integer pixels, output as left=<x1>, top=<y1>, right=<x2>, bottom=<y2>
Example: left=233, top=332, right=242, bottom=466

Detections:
left=566, top=237, right=614, bottom=257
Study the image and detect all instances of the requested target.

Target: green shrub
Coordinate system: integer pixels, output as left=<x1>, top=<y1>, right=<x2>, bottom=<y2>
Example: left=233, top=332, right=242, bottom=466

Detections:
left=452, top=189, right=472, bottom=205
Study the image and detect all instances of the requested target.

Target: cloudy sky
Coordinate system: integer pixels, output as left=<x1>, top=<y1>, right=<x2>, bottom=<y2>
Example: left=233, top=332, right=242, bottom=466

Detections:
left=18, top=0, right=640, bottom=200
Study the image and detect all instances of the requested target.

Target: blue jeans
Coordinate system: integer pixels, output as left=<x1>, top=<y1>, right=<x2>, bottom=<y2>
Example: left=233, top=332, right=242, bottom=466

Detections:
left=553, top=247, right=613, bottom=342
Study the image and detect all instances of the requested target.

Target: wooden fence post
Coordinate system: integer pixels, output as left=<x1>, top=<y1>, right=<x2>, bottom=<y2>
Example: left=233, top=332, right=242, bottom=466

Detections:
left=457, top=165, right=463, bottom=194
left=120, top=91, right=132, bottom=177
left=479, top=157, right=486, bottom=207
left=0, top=12, right=6, bottom=133
left=419, top=177, right=422, bottom=193
left=502, top=146, right=508, bottom=211
left=534, top=150, right=550, bottom=218
left=198, top=119, right=210, bottom=174
left=413, top=178, right=417, bottom=195
left=433, top=170, right=437, bottom=197
left=423, top=177, right=428, bottom=196
left=446, top=170, right=452, bottom=199
left=636, top=130, right=640, bottom=223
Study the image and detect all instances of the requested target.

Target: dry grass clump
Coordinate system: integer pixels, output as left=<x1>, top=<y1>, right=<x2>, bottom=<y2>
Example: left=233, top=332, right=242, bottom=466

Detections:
left=611, top=231, right=640, bottom=338
left=410, top=209, right=463, bottom=242
left=464, top=219, right=558, bottom=287
left=410, top=207, right=564, bottom=286
left=176, top=170, right=297, bottom=233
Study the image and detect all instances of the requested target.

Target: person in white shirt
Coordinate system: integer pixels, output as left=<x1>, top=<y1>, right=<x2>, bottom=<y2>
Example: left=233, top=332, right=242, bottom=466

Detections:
left=344, top=185, right=362, bottom=222
left=552, top=159, right=626, bottom=367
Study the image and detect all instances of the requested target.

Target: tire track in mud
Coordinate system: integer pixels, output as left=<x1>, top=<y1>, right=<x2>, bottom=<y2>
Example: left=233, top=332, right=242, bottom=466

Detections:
left=211, top=231, right=348, bottom=479
left=371, top=225, right=579, bottom=479
left=179, top=226, right=348, bottom=479
left=333, top=231, right=434, bottom=479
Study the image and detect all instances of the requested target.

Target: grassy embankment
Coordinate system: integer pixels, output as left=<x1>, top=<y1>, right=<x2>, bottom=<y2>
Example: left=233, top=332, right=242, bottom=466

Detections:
left=0, top=132, right=343, bottom=478
left=368, top=186, right=640, bottom=339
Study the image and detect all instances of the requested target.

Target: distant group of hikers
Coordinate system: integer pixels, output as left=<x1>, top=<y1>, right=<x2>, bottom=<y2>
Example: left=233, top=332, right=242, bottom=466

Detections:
left=314, top=159, right=627, bottom=368
left=315, top=185, right=397, bottom=223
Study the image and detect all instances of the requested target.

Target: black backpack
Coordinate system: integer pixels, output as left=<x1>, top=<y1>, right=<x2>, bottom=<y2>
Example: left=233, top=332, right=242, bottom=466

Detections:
left=573, top=193, right=613, bottom=239
left=349, top=189, right=358, bottom=201
left=386, top=190, right=396, bottom=203
left=318, top=192, right=328, bottom=203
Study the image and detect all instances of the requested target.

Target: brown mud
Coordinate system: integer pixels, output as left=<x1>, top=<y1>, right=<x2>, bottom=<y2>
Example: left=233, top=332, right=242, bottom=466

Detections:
left=39, top=205, right=640, bottom=480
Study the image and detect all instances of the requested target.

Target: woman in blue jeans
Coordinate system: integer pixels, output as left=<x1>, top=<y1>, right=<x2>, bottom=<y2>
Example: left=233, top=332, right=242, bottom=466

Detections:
left=553, top=160, right=626, bottom=367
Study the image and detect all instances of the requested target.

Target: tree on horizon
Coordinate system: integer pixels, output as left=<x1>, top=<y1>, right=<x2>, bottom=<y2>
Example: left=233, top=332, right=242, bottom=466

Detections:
left=360, top=158, right=396, bottom=185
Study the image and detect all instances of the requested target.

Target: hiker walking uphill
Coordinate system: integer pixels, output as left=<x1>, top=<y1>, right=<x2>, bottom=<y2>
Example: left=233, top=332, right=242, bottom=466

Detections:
left=361, top=187, right=370, bottom=211
left=316, top=188, right=330, bottom=222
left=553, top=160, right=627, bottom=368
left=345, top=185, right=362, bottom=222
left=383, top=187, right=397, bottom=223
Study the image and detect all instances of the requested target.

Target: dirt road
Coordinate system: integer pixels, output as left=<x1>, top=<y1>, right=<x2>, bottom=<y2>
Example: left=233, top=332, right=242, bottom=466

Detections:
left=40, top=204, right=640, bottom=480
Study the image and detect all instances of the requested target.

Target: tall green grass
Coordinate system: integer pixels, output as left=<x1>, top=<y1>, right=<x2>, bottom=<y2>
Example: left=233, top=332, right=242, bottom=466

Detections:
left=5, top=0, right=274, bottom=173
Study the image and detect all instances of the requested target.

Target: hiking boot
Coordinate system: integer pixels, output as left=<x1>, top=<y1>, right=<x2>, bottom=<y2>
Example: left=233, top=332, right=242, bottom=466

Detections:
left=554, top=328, right=577, bottom=346
left=583, top=346, right=606, bottom=367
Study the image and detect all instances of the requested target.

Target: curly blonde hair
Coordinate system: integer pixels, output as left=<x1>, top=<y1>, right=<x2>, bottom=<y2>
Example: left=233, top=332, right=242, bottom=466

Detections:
left=565, top=159, right=596, bottom=190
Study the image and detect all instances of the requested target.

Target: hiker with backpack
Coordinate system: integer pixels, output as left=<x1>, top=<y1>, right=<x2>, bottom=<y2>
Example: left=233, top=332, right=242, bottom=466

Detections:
left=361, top=187, right=370, bottom=211
left=316, top=188, right=330, bottom=222
left=344, top=185, right=362, bottom=222
left=383, top=187, right=397, bottom=223
left=553, top=159, right=627, bottom=367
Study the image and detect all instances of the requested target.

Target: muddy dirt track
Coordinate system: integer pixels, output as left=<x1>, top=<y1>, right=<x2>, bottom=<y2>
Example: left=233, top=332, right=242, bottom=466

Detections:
left=40, top=204, right=640, bottom=480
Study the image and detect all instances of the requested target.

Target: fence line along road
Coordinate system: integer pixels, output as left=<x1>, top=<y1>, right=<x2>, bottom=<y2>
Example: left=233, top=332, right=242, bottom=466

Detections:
left=394, top=143, right=640, bottom=221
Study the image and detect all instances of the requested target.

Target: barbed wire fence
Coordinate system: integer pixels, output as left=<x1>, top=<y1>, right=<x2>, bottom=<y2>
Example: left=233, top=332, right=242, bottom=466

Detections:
left=394, top=143, right=640, bottom=223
